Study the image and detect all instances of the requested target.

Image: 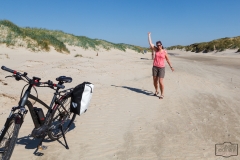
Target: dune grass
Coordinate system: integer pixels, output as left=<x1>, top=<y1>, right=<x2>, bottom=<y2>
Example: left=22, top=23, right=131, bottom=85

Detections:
left=167, top=36, right=240, bottom=53
left=0, top=20, right=69, bottom=53
left=37, top=29, right=147, bottom=52
left=0, top=20, right=148, bottom=53
left=74, top=54, right=83, bottom=57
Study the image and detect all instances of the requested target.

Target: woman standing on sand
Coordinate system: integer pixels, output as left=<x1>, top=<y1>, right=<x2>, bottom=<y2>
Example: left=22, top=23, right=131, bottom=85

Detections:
left=148, top=32, right=174, bottom=99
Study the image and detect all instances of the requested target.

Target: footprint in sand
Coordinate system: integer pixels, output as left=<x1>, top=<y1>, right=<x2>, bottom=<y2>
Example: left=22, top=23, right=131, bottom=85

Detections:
left=0, top=94, right=17, bottom=104
left=0, top=53, right=9, bottom=59
left=23, top=60, right=44, bottom=67
left=0, top=79, right=8, bottom=85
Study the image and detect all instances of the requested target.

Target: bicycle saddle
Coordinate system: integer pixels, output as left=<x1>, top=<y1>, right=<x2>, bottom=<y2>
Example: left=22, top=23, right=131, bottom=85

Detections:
left=56, top=76, right=72, bottom=83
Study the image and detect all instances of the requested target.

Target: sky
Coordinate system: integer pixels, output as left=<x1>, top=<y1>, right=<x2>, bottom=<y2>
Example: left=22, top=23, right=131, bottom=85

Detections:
left=0, top=0, right=240, bottom=47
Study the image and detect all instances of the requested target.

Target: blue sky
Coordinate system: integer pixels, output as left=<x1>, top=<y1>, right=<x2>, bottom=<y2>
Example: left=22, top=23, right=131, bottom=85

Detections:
left=0, top=0, right=240, bottom=47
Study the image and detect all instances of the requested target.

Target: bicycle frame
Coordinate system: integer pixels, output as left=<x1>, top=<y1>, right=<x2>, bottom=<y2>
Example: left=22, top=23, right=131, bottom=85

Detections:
left=5, top=83, right=71, bottom=130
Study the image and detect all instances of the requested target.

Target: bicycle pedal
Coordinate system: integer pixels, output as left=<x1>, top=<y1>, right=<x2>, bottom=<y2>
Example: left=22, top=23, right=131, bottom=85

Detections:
left=38, top=145, right=48, bottom=150
left=34, top=152, right=44, bottom=156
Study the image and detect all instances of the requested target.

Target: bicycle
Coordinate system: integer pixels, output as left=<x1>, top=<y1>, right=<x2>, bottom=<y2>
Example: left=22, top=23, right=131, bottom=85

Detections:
left=0, top=66, right=76, bottom=160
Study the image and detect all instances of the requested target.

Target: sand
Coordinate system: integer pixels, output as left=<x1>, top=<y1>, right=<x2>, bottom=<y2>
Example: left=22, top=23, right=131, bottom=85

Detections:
left=0, top=45, right=240, bottom=160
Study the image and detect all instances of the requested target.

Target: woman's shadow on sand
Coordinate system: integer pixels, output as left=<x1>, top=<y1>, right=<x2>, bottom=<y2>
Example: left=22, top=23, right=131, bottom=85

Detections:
left=111, top=85, right=155, bottom=96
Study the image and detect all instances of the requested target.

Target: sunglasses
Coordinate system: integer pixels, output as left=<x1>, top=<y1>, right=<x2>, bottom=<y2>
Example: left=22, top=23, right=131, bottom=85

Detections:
left=157, top=44, right=162, bottom=46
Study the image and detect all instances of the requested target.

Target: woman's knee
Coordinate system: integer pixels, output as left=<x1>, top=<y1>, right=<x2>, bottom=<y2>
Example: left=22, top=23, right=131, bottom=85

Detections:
left=153, top=76, right=158, bottom=81
left=159, top=78, right=164, bottom=85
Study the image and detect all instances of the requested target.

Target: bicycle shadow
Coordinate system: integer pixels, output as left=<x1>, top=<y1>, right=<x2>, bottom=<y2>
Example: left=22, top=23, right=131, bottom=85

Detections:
left=111, top=85, right=155, bottom=96
left=16, top=122, right=76, bottom=150
left=16, top=135, right=50, bottom=149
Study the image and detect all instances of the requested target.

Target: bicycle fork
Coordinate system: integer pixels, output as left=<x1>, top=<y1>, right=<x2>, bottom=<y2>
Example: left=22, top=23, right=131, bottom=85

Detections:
left=1, top=106, right=28, bottom=129
left=0, top=106, right=27, bottom=154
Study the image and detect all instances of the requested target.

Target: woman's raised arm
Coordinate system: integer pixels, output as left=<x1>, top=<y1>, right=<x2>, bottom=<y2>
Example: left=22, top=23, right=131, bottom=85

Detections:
left=148, top=32, right=155, bottom=50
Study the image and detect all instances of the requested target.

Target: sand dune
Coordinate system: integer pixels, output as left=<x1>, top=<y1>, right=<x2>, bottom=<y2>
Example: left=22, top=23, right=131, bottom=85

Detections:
left=0, top=45, right=240, bottom=159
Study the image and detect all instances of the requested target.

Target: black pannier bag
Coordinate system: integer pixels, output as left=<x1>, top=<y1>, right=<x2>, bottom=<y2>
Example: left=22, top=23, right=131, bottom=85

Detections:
left=70, top=82, right=94, bottom=115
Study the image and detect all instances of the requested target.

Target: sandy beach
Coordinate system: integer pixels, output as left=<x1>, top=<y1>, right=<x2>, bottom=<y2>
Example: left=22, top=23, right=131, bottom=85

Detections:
left=0, top=45, right=240, bottom=160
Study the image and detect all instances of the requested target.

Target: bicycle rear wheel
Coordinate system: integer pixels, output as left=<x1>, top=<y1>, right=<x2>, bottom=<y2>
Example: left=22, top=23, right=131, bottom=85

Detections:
left=0, top=116, right=21, bottom=160
left=48, top=94, right=76, bottom=141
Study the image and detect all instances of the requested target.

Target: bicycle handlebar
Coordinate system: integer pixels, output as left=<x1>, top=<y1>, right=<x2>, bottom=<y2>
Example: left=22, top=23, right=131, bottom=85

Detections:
left=1, top=66, right=65, bottom=89
left=1, top=66, right=18, bottom=74
left=41, top=81, right=65, bottom=89
left=53, top=84, right=65, bottom=89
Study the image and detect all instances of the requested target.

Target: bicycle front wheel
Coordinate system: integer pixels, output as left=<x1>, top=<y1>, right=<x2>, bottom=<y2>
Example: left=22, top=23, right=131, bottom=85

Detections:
left=0, top=116, right=21, bottom=160
left=48, top=94, right=76, bottom=141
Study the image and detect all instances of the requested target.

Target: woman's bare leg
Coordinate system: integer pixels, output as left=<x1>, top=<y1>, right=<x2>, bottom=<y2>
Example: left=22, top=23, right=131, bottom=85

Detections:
left=153, top=76, right=158, bottom=94
left=159, top=78, right=164, bottom=98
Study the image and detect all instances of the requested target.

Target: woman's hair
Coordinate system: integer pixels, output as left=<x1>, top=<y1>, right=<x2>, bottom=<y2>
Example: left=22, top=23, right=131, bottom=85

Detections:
left=156, top=41, right=162, bottom=46
left=155, top=41, right=164, bottom=50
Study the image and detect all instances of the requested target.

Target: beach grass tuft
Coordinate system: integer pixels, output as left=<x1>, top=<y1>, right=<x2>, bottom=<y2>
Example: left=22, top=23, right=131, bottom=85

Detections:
left=74, top=54, right=83, bottom=57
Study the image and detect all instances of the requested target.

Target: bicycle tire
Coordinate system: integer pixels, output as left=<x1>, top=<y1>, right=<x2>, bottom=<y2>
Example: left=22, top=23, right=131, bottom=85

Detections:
left=47, top=94, right=76, bottom=141
left=0, top=116, right=21, bottom=160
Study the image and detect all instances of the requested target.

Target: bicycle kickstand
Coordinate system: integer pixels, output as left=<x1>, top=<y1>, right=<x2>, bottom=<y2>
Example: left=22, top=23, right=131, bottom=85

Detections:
left=60, top=125, right=69, bottom=149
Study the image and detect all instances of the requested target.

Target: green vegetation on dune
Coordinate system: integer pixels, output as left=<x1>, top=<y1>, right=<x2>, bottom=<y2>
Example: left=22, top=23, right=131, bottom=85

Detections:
left=0, top=20, right=69, bottom=53
left=0, top=20, right=148, bottom=53
left=37, top=29, right=146, bottom=52
left=167, top=36, right=240, bottom=53
left=23, top=28, right=69, bottom=52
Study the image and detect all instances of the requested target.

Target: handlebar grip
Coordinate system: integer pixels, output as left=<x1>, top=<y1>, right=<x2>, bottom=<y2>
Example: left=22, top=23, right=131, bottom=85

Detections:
left=1, top=66, right=16, bottom=74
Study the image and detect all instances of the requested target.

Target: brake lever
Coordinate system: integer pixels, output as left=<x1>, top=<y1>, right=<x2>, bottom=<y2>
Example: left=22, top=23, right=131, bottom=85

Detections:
left=5, top=75, right=14, bottom=78
left=5, top=75, right=19, bottom=80
left=5, top=74, right=20, bottom=79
